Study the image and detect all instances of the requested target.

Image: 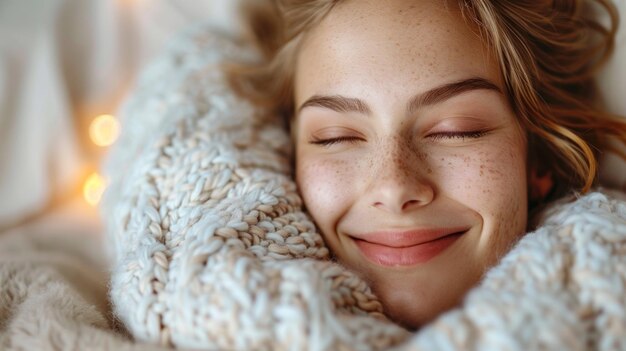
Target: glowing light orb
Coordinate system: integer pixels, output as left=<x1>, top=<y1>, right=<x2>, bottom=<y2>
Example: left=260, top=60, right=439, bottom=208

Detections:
left=83, top=172, right=106, bottom=206
left=89, top=114, right=120, bottom=147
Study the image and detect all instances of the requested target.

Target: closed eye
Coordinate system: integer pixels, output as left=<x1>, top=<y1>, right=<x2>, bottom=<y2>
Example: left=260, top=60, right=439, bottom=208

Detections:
left=428, top=130, right=487, bottom=141
left=309, top=131, right=487, bottom=147
left=309, top=136, right=364, bottom=147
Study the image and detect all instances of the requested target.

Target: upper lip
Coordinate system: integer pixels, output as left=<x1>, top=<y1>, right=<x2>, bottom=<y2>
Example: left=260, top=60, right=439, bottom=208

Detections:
left=350, top=227, right=469, bottom=247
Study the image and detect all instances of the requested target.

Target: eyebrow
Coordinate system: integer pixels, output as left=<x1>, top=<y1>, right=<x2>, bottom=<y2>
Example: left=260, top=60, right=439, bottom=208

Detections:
left=297, top=77, right=502, bottom=116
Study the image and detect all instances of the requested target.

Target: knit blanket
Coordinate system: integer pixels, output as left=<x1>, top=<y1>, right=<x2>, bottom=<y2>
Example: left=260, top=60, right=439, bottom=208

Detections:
left=101, top=25, right=626, bottom=351
left=0, top=218, right=179, bottom=351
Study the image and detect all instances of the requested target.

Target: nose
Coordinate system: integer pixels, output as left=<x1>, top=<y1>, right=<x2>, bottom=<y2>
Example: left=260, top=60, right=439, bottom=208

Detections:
left=366, top=139, right=434, bottom=213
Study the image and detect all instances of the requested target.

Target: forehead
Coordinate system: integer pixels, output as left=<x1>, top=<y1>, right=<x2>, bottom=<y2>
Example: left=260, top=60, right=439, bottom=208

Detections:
left=294, top=0, right=500, bottom=105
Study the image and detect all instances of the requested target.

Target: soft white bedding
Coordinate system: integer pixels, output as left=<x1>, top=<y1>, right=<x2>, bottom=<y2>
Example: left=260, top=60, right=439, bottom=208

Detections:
left=596, top=0, right=626, bottom=189
left=0, top=197, right=170, bottom=350
left=0, top=3, right=241, bottom=348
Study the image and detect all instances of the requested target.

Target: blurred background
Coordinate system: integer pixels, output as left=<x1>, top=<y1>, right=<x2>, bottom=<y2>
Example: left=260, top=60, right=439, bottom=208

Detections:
left=0, top=0, right=624, bottom=239
left=0, top=0, right=243, bottom=237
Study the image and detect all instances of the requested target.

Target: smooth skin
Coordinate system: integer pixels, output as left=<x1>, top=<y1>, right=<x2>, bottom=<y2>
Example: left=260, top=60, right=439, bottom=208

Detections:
left=293, top=0, right=528, bottom=328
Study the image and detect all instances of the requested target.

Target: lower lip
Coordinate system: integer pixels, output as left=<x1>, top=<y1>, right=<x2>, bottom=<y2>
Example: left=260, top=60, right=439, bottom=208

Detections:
left=354, top=232, right=465, bottom=267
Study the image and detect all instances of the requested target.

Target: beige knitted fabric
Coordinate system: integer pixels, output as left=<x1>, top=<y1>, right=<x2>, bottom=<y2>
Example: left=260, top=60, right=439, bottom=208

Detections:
left=101, top=25, right=626, bottom=350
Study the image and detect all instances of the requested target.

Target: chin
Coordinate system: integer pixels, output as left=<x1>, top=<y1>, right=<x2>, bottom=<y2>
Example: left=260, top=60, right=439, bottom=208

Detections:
left=366, top=267, right=477, bottom=330
left=376, top=286, right=455, bottom=330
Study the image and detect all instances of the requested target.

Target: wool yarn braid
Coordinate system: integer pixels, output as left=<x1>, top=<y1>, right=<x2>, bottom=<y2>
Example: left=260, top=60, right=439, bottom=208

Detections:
left=101, top=25, right=626, bottom=350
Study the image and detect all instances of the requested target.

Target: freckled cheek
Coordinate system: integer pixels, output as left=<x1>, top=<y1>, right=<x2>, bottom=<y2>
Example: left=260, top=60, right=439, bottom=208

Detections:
left=429, top=144, right=527, bottom=206
left=295, top=158, right=355, bottom=230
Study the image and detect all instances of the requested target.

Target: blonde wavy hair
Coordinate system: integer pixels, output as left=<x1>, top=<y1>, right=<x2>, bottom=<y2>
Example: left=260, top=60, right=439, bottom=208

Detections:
left=226, top=0, right=626, bottom=202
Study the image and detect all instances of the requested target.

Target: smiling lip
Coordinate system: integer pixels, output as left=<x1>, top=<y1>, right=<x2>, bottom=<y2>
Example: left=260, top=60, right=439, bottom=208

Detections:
left=351, top=227, right=468, bottom=266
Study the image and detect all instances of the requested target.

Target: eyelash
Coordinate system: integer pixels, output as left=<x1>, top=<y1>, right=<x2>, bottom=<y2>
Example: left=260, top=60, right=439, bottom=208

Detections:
left=428, top=130, right=488, bottom=141
left=309, top=131, right=487, bottom=147
left=310, top=136, right=363, bottom=147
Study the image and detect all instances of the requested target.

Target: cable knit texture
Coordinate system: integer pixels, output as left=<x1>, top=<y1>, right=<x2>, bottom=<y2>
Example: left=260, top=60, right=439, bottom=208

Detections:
left=101, top=25, right=626, bottom=351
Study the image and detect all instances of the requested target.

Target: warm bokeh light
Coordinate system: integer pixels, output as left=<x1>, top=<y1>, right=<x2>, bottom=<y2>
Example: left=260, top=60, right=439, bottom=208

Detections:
left=83, top=172, right=106, bottom=206
left=89, top=114, right=120, bottom=147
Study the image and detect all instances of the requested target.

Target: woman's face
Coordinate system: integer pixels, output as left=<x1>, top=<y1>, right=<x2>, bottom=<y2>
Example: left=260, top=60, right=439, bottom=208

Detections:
left=293, top=0, right=528, bottom=328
